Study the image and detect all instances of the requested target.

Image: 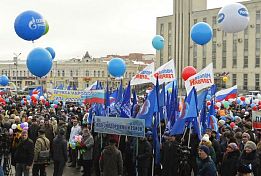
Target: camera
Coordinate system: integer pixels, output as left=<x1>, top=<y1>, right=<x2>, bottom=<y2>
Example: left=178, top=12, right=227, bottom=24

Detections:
left=176, top=144, right=191, bottom=176
left=0, top=129, right=11, bottom=155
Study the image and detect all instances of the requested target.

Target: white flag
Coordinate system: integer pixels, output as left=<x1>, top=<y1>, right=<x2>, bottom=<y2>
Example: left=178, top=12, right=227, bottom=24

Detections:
left=185, top=63, right=214, bottom=94
left=130, top=62, right=154, bottom=86
left=151, top=59, right=175, bottom=85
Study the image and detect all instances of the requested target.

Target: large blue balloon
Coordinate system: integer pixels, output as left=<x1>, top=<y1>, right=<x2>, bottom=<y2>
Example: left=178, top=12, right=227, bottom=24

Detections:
left=14, top=10, right=45, bottom=41
left=27, top=48, right=52, bottom=77
left=191, top=22, right=213, bottom=45
left=45, top=47, right=55, bottom=60
left=152, top=35, right=164, bottom=50
left=107, top=58, right=126, bottom=77
left=0, top=75, right=9, bottom=86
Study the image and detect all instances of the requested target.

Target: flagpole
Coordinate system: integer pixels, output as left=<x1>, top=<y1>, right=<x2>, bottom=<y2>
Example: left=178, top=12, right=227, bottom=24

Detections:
left=187, top=122, right=192, bottom=148
left=136, top=137, right=139, bottom=176
left=151, top=148, right=154, bottom=176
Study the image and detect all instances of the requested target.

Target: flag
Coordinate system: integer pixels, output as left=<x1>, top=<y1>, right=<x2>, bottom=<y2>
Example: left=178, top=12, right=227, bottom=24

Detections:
left=130, top=62, right=154, bottom=85
left=29, top=86, right=43, bottom=96
left=159, top=83, right=166, bottom=120
left=137, top=87, right=156, bottom=128
left=105, top=81, right=110, bottom=109
left=114, top=80, right=123, bottom=114
left=197, top=89, right=208, bottom=111
left=85, top=81, right=98, bottom=91
left=109, top=90, right=118, bottom=104
left=120, top=81, right=131, bottom=118
left=131, top=90, right=137, bottom=117
left=87, top=108, right=93, bottom=124
left=210, top=84, right=217, bottom=96
left=152, top=115, right=160, bottom=165
left=215, top=85, right=238, bottom=101
left=208, top=114, right=218, bottom=134
left=73, top=85, right=77, bottom=90
left=57, top=84, right=64, bottom=90
left=154, top=77, right=160, bottom=113
left=200, top=97, right=207, bottom=134
left=67, top=85, right=71, bottom=90
left=168, top=81, right=178, bottom=127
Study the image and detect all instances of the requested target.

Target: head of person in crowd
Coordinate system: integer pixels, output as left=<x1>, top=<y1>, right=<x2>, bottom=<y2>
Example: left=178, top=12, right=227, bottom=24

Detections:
left=169, top=134, right=176, bottom=142
left=14, top=116, right=20, bottom=124
left=205, top=128, right=216, bottom=140
left=242, top=132, right=250, bottom=144
left=21, top=130, right=28, bottom=141
left=39, top=119, right=45, bottom=127
left=163, top=130, right=170, bottom=141
left=200, top=134, right=212, bottom=147
left=257, top=141, right=261, bottom=153
left=218, top=119, right=225, bottom=129
left=226, top=142, right=239, bottom=153
left=198, top=145, right=210, bottom=160
left=82, top=127, right=90, bottom=137
left=244, top=141, right=257, bottom=154
left=243, top=121, right=252, bottom=131
left=76, top=107, right=81, bottom=113
left=44, top=118, right=50, bottom=126
left=27, top=116, right=33, bottom=124
left=61, top=109, right=66, bottom=115
left=234, top=116, right=242, bottom=125
left=38, top=128, right=45, bottom=136
left=32, top=117, right=37, bottom=125
left=145, top=130, right=153, bottom=142
left=58, top=128, right=65, bottom=137
left=72, top=118, right=78, bottom=126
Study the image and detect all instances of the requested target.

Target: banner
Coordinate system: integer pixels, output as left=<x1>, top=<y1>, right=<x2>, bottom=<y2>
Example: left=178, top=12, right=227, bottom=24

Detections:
left=47, top=89, right=105, bottom=103
left=252, top=111, right=261, bottom=129
left=130, top=62, right=154, bottom=85
left=185, top=63, right=214, bottom=94
left=94, top=116, right=145, bottom=137
left=151, top=59, right=175, bottom=85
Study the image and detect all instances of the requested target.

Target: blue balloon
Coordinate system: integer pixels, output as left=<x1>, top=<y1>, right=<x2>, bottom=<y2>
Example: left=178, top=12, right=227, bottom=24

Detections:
left=51, top=104, right=55, bottom=108
left=26, top=95, right=31, bottom=100
left=14, top=10, right=45, bottom=41
left=206, top=95, right=211, bottom=101
left=152, top=35, right=164, bottom=50
left=236, top=99, right=241, bottom=104
left=53, top=100, right=59, bottom=105
left=0, top=75, right=9, bottom=86
left=107, top=58, right=126, bottom=77
left=27, top=48, right=53, bottom=77
left=45, top=47, right=55, bottom=60
left=5, top=98, right=9, bottom=103
left=21, top=100, right=25, bottom=105
left=191, top=22, right=213, bottom=45
left=250, top=103, right=256, bottom=108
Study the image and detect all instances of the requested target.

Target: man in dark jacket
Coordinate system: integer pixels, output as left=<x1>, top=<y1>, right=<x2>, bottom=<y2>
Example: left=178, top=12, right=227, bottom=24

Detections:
left=137, top=137, right=152, bottom=176
left=14, top=130, right=34, bottom=176
left=197, top=145, right=217, bottom=176
left=52, top=128, right=67, bottom=176
left=28, top=117, right=40, bottom=143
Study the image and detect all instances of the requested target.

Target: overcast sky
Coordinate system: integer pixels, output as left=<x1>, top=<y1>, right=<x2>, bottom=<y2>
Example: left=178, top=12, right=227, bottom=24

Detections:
left=0, top=0, right=248, bottom=61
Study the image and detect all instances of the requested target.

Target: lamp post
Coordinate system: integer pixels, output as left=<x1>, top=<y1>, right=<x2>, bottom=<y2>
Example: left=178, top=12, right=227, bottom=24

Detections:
left=13, top=53, right=21, bottom=88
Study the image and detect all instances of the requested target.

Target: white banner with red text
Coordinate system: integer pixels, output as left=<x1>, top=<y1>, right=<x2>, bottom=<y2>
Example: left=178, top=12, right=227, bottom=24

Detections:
left=130, top=62, right=154, bottom=86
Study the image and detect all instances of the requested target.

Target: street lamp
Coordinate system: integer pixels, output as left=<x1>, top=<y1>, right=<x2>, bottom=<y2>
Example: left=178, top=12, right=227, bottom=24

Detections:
left=13, top=53, right=21, bottom=88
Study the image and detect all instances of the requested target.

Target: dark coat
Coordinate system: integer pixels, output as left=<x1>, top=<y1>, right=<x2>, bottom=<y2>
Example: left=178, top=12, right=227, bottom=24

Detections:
left=238, top=150, right=260, bottom=176
left=52, top=135, right=68, bottom=162
left=197, top=157, right=217, bottom=176
left=99, top=145, right=123, bottom=176
left=162, top=140, right=179, bottom=176
left=28, top=123, right=40, bottom=143
left=221, top=150, right=241, bottom=176
left=43, top=125, right=54, bottom=142
left=14, top=138, right=34, bottom=166
left=137, top=139, right=152, bottom=168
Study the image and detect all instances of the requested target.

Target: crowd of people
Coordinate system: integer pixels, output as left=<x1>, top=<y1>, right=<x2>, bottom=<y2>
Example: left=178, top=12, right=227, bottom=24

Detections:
left=0, top=94, right=260, bottom=176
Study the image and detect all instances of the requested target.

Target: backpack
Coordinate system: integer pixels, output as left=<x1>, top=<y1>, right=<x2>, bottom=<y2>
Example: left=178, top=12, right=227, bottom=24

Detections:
left=38, top=137, right=50, bottom=161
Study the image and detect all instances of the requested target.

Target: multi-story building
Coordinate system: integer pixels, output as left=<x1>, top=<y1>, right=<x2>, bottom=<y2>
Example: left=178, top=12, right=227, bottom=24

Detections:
left=156, top=0, right=261, bottom=93
left=0, top=52, right=152, bottom=90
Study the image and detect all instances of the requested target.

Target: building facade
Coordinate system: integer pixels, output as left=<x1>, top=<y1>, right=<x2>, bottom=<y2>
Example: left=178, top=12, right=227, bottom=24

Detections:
left=0, top=52, right=153, bottom=90
left=156, top=0, right=261, bottom=93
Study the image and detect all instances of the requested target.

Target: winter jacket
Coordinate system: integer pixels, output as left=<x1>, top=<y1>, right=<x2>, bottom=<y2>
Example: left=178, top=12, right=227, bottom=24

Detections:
left=238, top=150, right=260, bottom=176
left=52, top=135, right=67, bottom=162
left=197, top=156, right=217, bottom=176
left=28, top=124, right=40, bottom=143
left=14, top=138, right=34, bottom=166
left=34, top=134, right=50, bottom=164
left=99, top=145, right=123, bottom=176
left=221, top=150, right=241, bottom=176
left=137, top=139, right=152, bottom=168
left=81, top=134, right=94, bottom=160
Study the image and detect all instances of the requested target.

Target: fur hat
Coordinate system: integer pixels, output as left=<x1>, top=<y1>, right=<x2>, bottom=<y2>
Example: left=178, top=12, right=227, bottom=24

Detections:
left=201, top=134, right=210, bottom=142
left=244, top=141, right=257, bottom=151
left=199, top=145, right=210, bottom=155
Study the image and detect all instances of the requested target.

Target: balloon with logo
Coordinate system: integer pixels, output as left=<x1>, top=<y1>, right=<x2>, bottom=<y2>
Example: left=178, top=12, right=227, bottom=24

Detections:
left=217, top=3, right=249, bottom=33
left=14, top=10, right=46, bottom=41
left=45, top=47, right=55, bottom=60
left=0, top=75, right=9, bottom=86
left=27, top=47, right=52, bottom=77
left=191, top=22, right=213, bottom=45
left=152, top=35, right=164, bottom=50
left=182, top=66, right=197, bottom=81
left=107, top=58, right=126, bottom=77
left=223, top=76, right=228, bottom=82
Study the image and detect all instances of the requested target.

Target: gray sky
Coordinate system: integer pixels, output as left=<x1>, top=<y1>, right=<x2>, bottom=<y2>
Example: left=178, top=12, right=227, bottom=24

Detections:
left=0, top=0, right=248, bottom=61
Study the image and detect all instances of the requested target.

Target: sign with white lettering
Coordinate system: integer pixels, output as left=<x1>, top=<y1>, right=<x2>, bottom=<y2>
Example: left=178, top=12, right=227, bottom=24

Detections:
left=252, top=111, right=261, bottom=129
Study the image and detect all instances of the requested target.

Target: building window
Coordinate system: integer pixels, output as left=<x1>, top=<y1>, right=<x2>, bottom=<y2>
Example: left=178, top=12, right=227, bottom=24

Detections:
left=244, top=27, right=248, bottom=38
left=193, top=44, right=197, bottom=68
left=244, top=56, right=248, bottom=68
left=70, top=70, right=73, bottom=77
left=62, top=70, right=65, bottom=76
left=256, top=74, right=260, bottom=90
left=243, top=74, right=248, bottom=90
left=203, top=17, right=207, bottom=22
left=57, top=70, right=60, bottom=77
left=232, top=33, right=237, bottom=68
left=202, top=45, right=206, bottom=68
left=257, top=24, right=260, bottom=34
left=212, top=41, right=216, bottom=68
left=222, top=40, right=226, bottom=68
left=194, top=19, right=197, bottom=24
left=160, top=50, right=163, bottom=66
left=213, top=29, right=216, bottom=38
left=24, top=71, right=26, bottom=77
left=86, top=70, right=89, bottom=76
left=76, top=70, right=78, bottom=76
left=256, top=38, right=260, bottom=67
left=168, top=22, right=172, bottom=34
left=256, top=56, right=260, bottom=68
left=257, top=10, right=260, bottom=24
left=98, top=71, right=100, bottom=77
left=244, top=39, right=248, bottom=56
left=222, top=31, right=226, bottom=38
left=94, top=71, right=96, bottom=77
left=232, top=74, right=237, bottom=86
left=212, top=16, right=217, bottom=25
left=20, top=71, right=22, bottom=77
left=160, top=24, right=164, bottom=35
left=102, top=71, right=104, bottom=77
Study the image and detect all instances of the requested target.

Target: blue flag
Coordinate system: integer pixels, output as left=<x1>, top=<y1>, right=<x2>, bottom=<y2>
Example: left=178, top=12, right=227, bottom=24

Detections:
left=154, top=77, right=160, bottom=113
left=169, top=81, right=178, bottom=127
left=57, top=84, right=64, bottom=90
left=131, top=90, right=137, bottom=117
left=29, top=86, right=43, bottom=96
left=197, top=89, right=208, bottom=111
left=137, top=87, right=156, bottom=128
left=114, top=80, right=123, bottom=115
left=105, top=81, right=110, bottom=109
left=152, top=115, right=160, bottom=165
left=73, top=85, right=77, bottom=90
left=67, top=85, right=71, bottom=90
left=87, top=108, right=93, bottom=124
left=120, top=81, right=131, bottom=118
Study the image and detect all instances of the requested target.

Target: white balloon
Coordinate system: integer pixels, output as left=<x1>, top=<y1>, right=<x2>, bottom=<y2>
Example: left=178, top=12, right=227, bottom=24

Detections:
left=23, top=122, right=29, bottom=127
left=11, top=124, right=17, bottom=130
left=216, top=102, right=221, bottom=107
left=257, top=94, right=261, bottom=100
left=217, top=3, right=249, bottom=33
left=9, top=129, right=13, bottom=135
left=245, top=99, right=250, bottom=104
left=253, top=99, right=259, bottom=104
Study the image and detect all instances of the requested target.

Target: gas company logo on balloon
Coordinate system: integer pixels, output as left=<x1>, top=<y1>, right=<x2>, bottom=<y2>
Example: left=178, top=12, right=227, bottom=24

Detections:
left=217, top=13, right=225, bottom=23
left=28, top=17, right=45, bottom=30
left=238, top=8, right=249, bottom=17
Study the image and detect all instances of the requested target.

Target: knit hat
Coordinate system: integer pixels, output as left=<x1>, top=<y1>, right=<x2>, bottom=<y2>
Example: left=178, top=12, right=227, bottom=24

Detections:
left=228, top=143, right=238, bottom=151
left=199, top=145, right=210, bottom=155
left=201, top=134, right=210, bottom=142
left=244, top=141, right=257, bottom=151
left=218, top=119, right=225, bottom=126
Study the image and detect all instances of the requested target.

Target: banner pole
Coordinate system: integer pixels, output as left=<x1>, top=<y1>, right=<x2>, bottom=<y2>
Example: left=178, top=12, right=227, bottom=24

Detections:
left=136, top=137, right=139, bottom=176
left=187, top=122, right=192, bottom=148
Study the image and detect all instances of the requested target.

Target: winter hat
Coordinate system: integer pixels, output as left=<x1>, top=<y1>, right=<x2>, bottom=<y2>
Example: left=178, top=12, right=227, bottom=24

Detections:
left=235, top=116, right=242, bottom=122
left=218, top=119, right=226, bottom=126
left=230, top=122, right=235, bottom=129
left=199, top=145, right=210, bottom=155
left=201, top=134, right=210, bottom=142
left=244, top=141, right=257, bottom=151
left=242, top=132, right=250, bottom=139
left=228, top=143, right=238, bottom=151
